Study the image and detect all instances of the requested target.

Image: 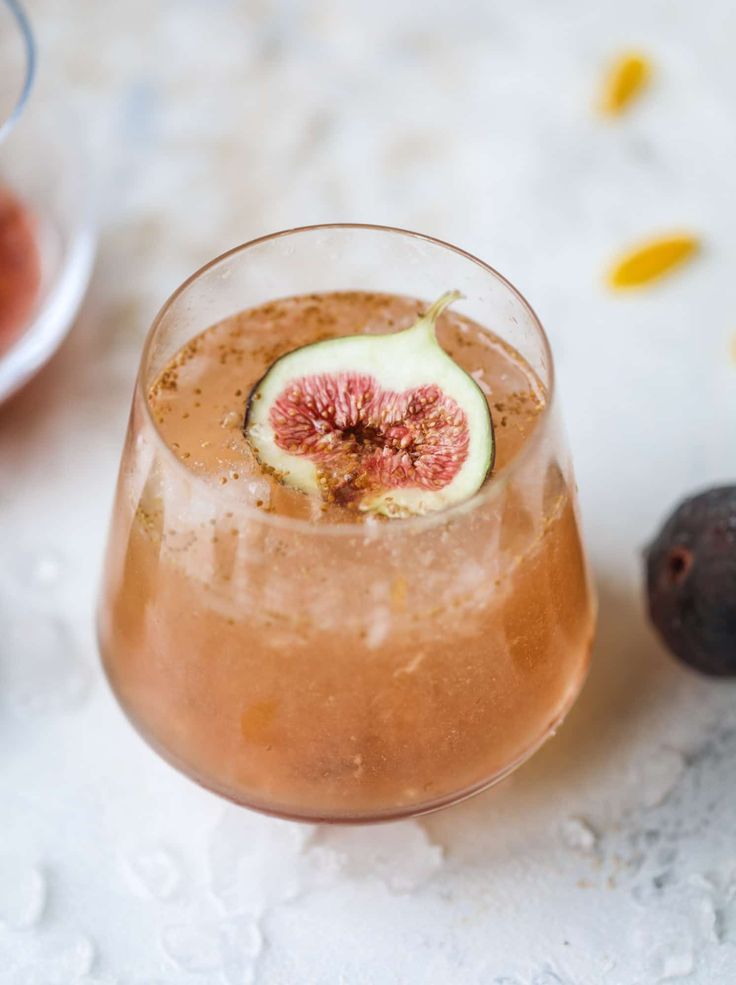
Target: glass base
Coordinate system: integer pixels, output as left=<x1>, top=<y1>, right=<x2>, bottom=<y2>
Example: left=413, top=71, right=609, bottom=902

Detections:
left=102, top=631, right=593, bottom=825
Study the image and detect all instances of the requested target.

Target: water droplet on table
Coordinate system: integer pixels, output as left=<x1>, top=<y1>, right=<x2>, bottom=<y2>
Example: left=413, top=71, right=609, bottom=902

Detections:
left=13, top=548, right=66, bottom=590
left=21, top=933, right=96, bottom=984
left=161, top=916, right=261, bottom=982
left=638, top=749, right=686, bottom=809
left=124, top=845, right=181, bottom=899
left=647, top=944, right=694, bottom=980
left=560, top=816, right=598, bottom=854
left=161, top=923, right=222, bottom=973
left=37, top=554, right=64, bottom=588
left=0, top=857, right=46, bottom=929
left=220, top=917, right=263, bottom=985
left=638, top=910, right=696, bottom=982
left=532, top=973, right=565, bottom=985
left=0, top=609, right=91, bottom=717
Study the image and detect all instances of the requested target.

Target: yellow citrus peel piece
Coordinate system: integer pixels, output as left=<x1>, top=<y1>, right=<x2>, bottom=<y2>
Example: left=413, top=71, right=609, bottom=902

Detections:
left=608, top=235, right=700, bottom=290
left=600, top=53, right=651, bottom=115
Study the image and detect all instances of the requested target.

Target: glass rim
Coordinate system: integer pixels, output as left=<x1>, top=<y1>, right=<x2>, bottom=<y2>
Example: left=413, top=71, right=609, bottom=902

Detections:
left=139, top=222, right=557, bottom=537
left=0, top=0, right=35, bottom=144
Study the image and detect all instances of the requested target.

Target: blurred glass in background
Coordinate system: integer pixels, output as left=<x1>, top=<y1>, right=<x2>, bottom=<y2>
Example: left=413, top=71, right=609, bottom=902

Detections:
left=0, top=0, right=95, bottom=404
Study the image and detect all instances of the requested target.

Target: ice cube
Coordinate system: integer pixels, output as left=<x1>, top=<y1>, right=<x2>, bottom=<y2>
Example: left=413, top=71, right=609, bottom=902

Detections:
left=311, top=821, right=443, bottom=893
left=301, top=844, right=346, bottom=891
left=209, top=805, right=315, bottom=914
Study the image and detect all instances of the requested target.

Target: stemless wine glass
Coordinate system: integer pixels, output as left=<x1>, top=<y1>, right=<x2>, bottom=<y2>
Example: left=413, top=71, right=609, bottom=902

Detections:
left=98, top=224, right=595, bottom=823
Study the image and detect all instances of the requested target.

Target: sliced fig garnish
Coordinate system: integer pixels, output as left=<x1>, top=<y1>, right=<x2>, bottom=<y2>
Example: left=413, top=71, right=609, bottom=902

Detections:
left=244, top=291, right=494, bottom=516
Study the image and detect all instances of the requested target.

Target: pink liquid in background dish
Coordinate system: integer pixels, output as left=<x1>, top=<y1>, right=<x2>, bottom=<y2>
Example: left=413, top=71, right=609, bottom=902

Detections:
left=0, top=185, right=40, bottom=354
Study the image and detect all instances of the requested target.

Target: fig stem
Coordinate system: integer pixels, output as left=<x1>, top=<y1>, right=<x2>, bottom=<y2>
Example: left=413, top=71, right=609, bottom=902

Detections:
left=412, top=289, right=464, bottom=342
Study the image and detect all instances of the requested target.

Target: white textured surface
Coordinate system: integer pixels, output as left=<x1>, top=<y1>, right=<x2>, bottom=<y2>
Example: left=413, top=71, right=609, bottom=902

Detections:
left=1, top=1, right=736, bottom=982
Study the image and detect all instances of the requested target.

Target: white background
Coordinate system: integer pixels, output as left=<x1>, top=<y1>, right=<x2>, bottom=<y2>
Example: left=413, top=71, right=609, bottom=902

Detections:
left=1, top=1, right=736, bottom=982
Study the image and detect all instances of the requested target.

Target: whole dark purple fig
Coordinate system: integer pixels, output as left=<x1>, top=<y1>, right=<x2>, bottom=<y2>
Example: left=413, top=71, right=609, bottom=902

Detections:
left=646, top=487, right=736, bottom=676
